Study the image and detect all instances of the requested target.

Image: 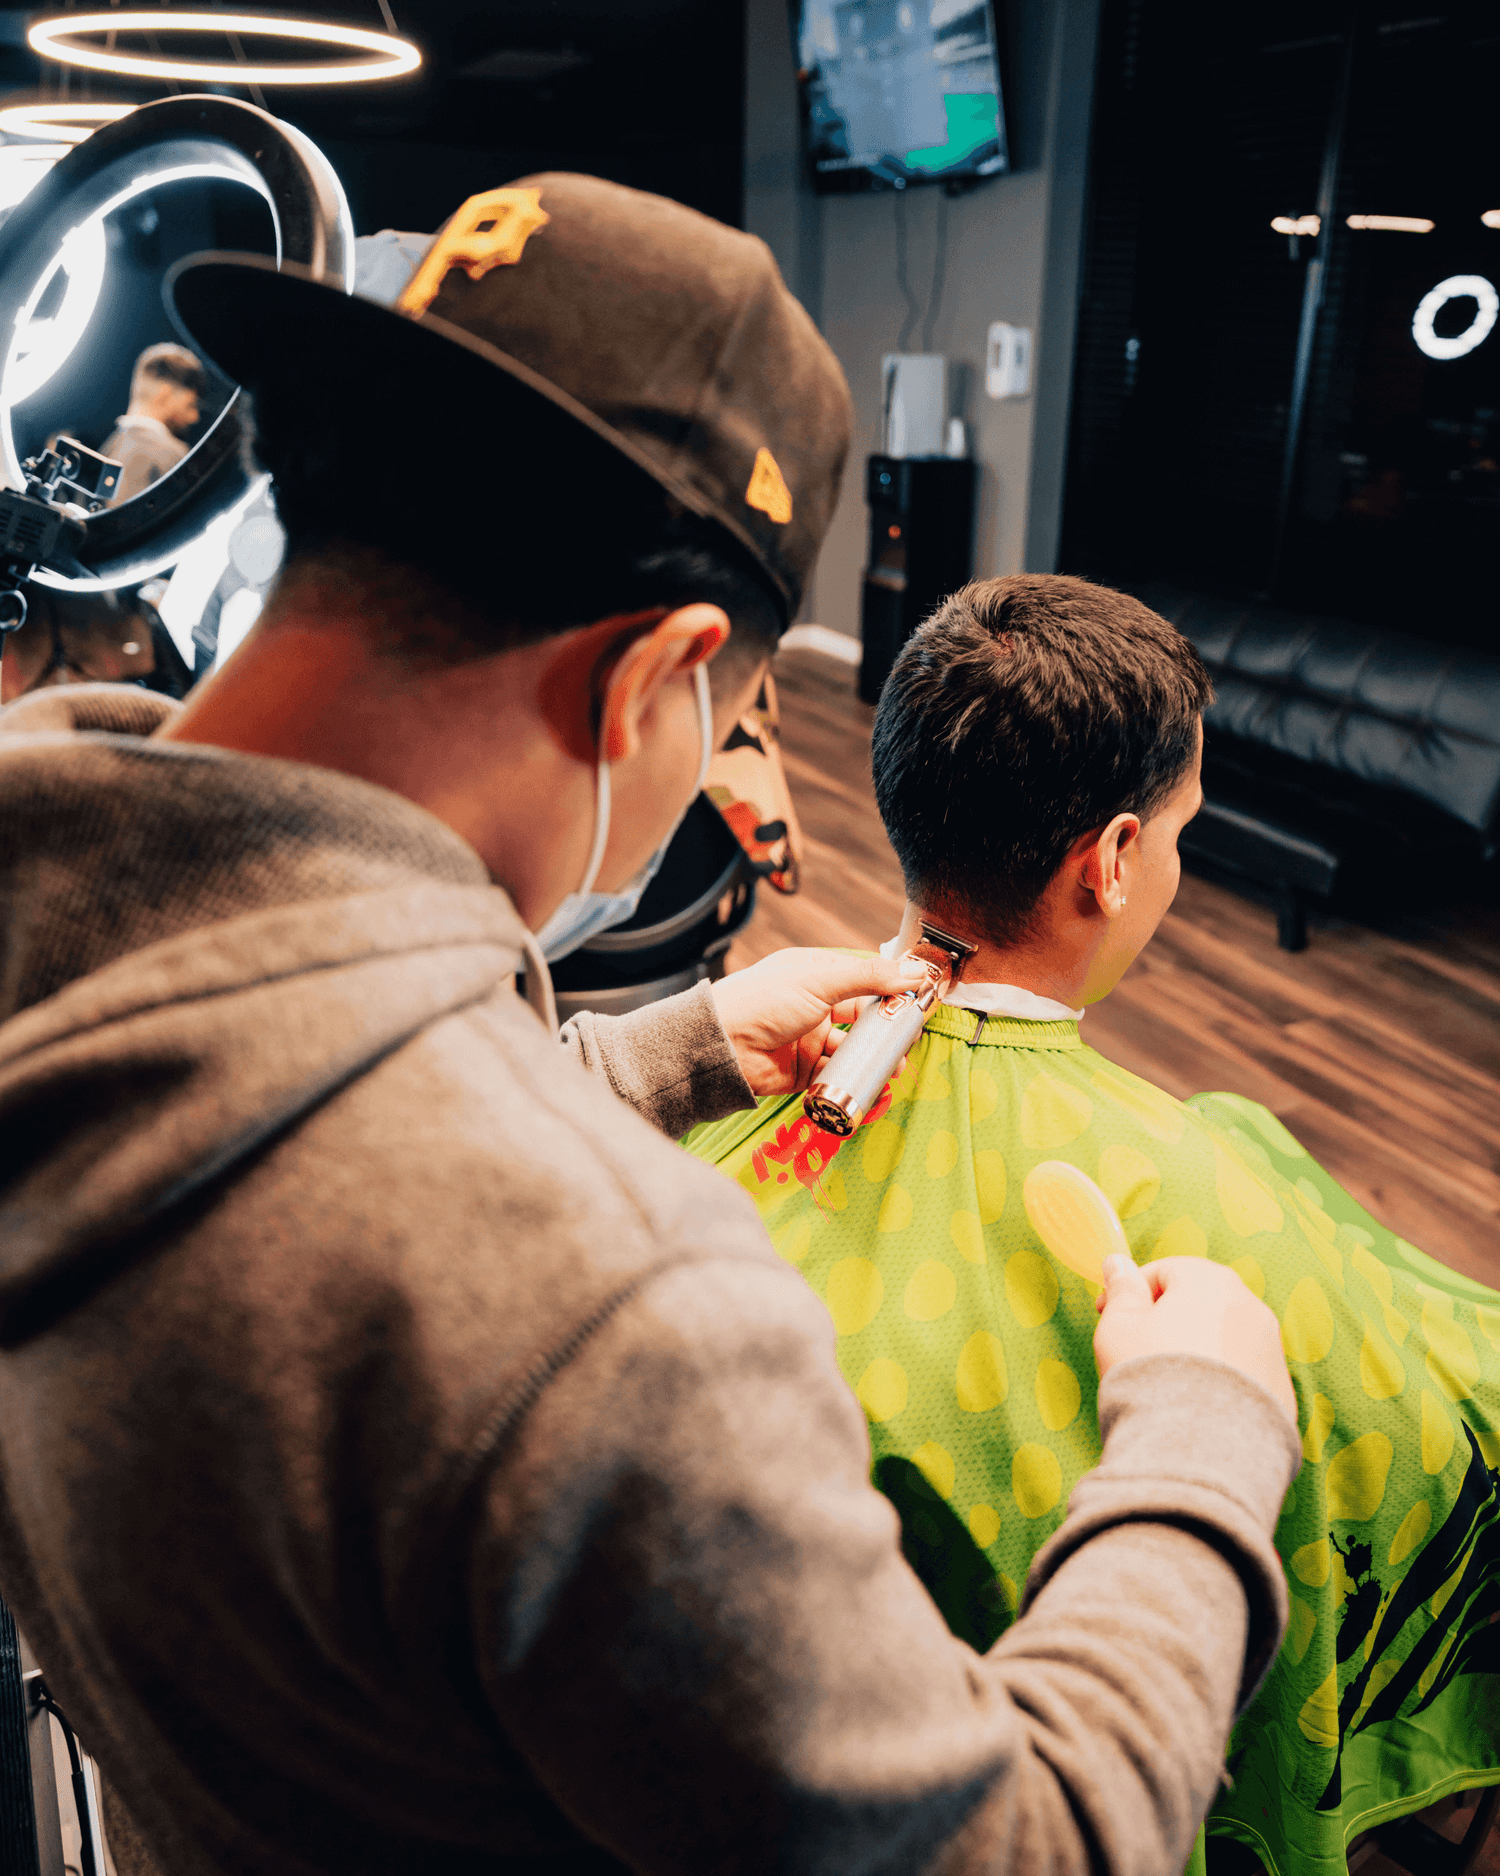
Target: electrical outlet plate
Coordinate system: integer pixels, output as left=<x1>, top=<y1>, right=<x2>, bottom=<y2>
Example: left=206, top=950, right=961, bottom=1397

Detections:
left=986, top=321, right=1033, bottom=399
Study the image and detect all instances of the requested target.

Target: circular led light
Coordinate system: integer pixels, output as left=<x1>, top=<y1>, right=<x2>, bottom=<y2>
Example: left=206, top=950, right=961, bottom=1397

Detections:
left=28, top=12, right=421, bottom=86
left=7, top=216, right=107, bottom=403
left=0, top=148, right=63, bottom=211
left=0, top=103, right=135, bottom=144
left=2, top=161, right=278, bottom=464
left=0, top=95, right=352, bottom=590
left=1412, top=274, right=1499, bottom=361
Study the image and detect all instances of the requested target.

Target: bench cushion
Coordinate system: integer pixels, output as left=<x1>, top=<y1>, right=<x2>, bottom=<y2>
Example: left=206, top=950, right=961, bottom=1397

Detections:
left=1142, top=585, right=1500, bottom=841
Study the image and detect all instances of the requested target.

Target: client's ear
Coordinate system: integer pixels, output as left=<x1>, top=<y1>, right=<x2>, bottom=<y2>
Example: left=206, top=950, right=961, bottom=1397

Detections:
left=1080, top=813, right=1141, bottom=916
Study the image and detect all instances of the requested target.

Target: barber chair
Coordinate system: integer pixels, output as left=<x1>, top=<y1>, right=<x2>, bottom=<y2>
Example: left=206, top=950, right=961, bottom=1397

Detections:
left=547, top=792, right=757, bottom=1021
left=546, top=675, right=802, bottom=1022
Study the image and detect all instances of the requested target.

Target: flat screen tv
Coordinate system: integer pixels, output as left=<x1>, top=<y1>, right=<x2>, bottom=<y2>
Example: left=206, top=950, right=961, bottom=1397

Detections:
left=792, top=0, right=1008, bottom=193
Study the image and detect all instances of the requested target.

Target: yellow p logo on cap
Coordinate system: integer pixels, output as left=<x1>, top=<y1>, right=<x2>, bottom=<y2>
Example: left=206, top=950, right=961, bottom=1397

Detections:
left=398, top=187, right=551, bottom=319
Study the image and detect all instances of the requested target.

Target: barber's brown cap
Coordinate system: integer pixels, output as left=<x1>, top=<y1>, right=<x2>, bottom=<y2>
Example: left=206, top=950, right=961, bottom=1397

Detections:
left=170, top=172, right=853, bottom=616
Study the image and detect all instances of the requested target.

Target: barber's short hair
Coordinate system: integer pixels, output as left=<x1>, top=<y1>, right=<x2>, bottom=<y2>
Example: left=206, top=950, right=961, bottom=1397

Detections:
left=871, top=575, right=1214, bottom=947
left=244, top=350, right=787, bottom=675
left=132, top=343, right=208, bottom=402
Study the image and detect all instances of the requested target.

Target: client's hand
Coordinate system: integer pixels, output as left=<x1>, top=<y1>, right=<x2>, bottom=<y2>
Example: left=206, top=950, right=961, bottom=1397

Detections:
left=711, top=947, right=923, bottom=1097
left=1094, top=1255, right=1298, bottom=1426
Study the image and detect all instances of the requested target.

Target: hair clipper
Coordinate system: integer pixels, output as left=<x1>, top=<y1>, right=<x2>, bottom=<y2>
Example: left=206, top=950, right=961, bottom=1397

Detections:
left=804, top=923, right=978, bottom=1137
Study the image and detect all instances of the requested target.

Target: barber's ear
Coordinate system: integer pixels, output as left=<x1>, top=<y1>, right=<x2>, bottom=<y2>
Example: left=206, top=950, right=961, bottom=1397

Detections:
left=597, top=604, right=729, bottom=763
left=1080, top=812, right=1141, bottom=916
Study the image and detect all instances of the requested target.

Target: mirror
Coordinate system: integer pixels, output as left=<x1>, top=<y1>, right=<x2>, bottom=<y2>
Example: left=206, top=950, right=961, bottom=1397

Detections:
left=6, top=170, right=278, bottom=506
left=0, top=95, right=351, bottom=591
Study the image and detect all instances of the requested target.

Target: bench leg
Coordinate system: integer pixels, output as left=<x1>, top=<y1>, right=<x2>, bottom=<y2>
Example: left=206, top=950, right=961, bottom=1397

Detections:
left=1275, top=889, right=1308, bottom=953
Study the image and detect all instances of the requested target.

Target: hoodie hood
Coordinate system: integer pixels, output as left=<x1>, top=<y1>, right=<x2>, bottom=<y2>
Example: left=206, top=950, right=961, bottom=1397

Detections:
left=0, top=686, right=529, bottom=1344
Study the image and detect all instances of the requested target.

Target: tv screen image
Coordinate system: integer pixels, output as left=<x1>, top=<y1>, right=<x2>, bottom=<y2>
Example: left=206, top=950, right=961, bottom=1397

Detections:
left=793, top=0, right=1007, bottom=193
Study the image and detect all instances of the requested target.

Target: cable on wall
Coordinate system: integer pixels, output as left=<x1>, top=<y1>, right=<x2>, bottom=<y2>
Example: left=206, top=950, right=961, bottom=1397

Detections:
left=894, top=188, right=920, bottom=351
left=921, top=188, right=949, bottom=353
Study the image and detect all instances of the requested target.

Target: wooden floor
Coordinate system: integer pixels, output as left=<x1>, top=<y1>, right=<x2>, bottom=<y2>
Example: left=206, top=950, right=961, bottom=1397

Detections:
left=728, top=647, right=1500, bottom=1295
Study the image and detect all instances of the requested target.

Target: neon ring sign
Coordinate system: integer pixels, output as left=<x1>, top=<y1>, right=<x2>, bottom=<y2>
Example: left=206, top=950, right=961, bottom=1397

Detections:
left=1411, top=274, right=1498, bottom=362
left=27, top=12, right=421, bottom=86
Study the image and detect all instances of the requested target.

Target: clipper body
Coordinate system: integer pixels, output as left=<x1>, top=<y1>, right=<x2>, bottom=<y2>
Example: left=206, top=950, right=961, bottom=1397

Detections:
left=804, top=924, right=977, bottom=1137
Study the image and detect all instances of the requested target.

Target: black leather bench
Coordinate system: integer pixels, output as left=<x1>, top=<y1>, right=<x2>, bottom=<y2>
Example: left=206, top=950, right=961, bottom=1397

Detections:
left=1137, top=586, right=1500, bottom=950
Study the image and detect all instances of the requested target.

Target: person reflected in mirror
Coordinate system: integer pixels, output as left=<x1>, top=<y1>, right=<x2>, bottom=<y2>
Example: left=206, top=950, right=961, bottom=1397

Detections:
left=100, top=342, right=207, bottom=503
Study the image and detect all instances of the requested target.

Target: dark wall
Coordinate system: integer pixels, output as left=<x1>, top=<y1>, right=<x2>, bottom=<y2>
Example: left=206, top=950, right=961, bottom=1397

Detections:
left=1060, top=0, right=1500, bottom=650
left=260, top=0, right=747, bottom=236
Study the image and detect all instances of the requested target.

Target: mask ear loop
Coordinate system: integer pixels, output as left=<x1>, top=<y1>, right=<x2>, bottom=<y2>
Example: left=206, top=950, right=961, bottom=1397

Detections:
left=575, top=759, right=612, bottom=898
left=691, top=662, right=714, bottom=796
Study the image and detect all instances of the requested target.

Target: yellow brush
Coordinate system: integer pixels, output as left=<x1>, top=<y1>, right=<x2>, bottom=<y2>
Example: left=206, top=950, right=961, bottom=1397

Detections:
left=1022, top=1161, right=1132, bottom=1285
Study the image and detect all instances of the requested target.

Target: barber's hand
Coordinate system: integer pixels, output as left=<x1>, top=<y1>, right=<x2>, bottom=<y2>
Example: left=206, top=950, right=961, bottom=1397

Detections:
left=711, top=947, right=924, bottom=1097
left=1094, top=1255, right=1298, bottom=1426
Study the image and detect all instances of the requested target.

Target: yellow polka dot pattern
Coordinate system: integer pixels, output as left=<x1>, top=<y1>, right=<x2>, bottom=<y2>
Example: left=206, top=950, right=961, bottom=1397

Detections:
left=856, top=1357, right=907, bottom=1422
left=968, top=1502, right=1001, bottom=1548
left=926, top=1130, right=958, bottom=1179
left=682, top=1014, right=1500, bottom=1876
left=1151, top=1213, right=1208, bottom=1259
left=1012, top=1443, right=1063, bottom=1518
left=1286, top=1597, right=1317, bottom=1664
left=877, top=1183, right=913, bottom=1234
left=1004, top=1250, right=1059, bottom=1328
left=826, top=1258, right=882, bottom=1335
left=1097, top=1141, right=1161, bottom=1219
left=911, top=1441, right=955, bottom=1500
left=904, top=1259, right=956, bottom=1322
left=1020, top=1073, right=1093, bottom=1150
left=955, top=1331, right=1007, bottom=1413
left=949, top=1211, right=985, bottom=1265
left=1324, top=1432, right=1393, bottom=1521
left=1359, top=1315, right=1405, bottom=1400
left=1301, top=1393, right=1336, bottom=1464
left=1421, top=1389, right=1455, bottom=1474
left=1283, top=1276, right=1335, bottom=1364
left=1035, top=1358, right=1081, bottom=1431
left=1388, top=1499, right=1431, bottom=1566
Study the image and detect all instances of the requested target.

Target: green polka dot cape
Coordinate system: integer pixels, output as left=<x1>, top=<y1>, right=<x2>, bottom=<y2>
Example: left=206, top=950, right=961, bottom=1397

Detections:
left=684, top=1003, right=1500, bottom=1876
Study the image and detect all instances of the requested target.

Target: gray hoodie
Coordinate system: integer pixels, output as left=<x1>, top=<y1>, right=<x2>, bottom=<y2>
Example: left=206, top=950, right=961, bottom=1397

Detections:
left=0, top=685, right=1298, bottom=1876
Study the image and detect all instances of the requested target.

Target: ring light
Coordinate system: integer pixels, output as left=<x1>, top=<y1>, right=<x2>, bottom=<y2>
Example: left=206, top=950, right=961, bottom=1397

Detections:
left=0, top=95, right=351, bottom=590
left=28, top=13, right=421, bottom=87
left=7, top=216, right=107, bottom=402
left=1411, top=274, right=1498, bottom=362
left=0, top=149, right=64, bottom=211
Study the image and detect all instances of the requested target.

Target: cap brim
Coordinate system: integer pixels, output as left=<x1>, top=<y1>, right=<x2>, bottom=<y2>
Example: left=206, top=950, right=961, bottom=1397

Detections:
left=166, top=252, right=761, bottom=580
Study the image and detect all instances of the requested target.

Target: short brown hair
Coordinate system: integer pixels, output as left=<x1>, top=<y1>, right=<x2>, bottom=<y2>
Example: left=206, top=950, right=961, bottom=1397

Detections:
left=871, top=574, right=1213, bottom=946
left=131, top=342, right=208, bottom=402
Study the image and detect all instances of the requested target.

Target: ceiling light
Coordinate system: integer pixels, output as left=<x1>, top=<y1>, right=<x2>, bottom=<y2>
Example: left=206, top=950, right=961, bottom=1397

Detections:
left=27, top=12, right=421, bottom=87
left=1411, top=274, right=1498, bottom=362
left=1347, top=214, right=1433, bottom=233
left=0, top=103, right=134, bottom=145
left=1483, top=210, right=1500, bottom=230
left=1271, top=214, right=1321, bottom=237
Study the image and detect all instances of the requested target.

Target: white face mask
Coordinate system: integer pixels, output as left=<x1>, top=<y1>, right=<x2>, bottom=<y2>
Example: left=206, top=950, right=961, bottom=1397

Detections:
left=534, top=662, right=714, bottom=963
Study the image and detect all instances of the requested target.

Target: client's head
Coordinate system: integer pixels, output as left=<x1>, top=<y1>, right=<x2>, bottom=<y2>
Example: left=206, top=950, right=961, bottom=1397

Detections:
left=128, top=343, right=207, bottom=436
left=872, top=574, right=1213, bottom=1004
